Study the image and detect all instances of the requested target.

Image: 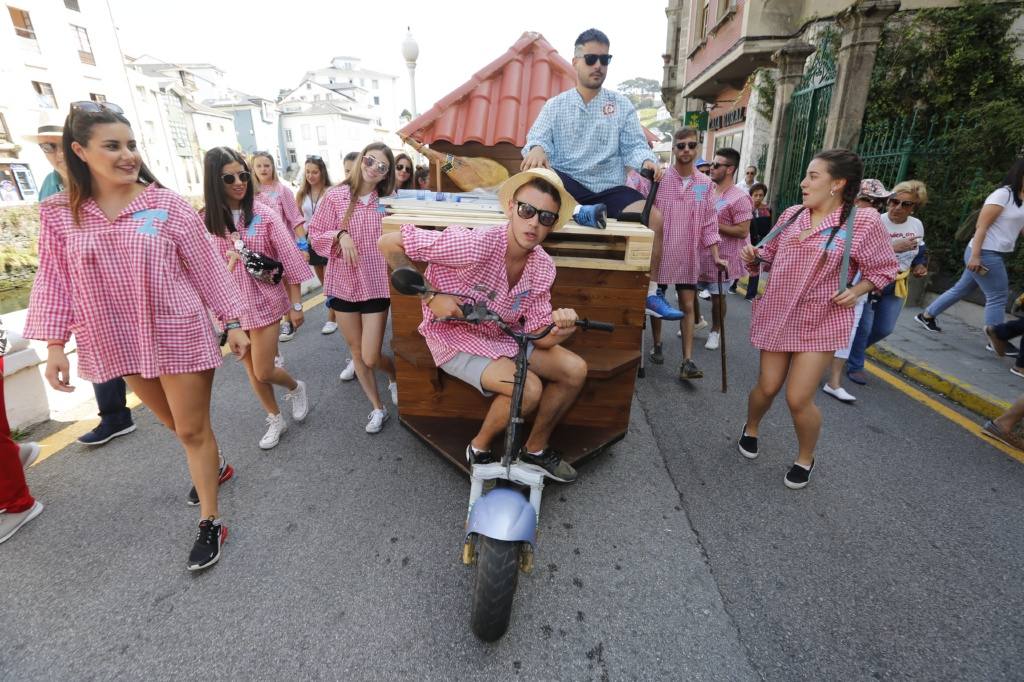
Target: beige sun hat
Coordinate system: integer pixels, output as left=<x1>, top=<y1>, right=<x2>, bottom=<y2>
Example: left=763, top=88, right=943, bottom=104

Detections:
left=497, top=167, right=578, bottom=231
left=23, top=112, right=66, bottom=143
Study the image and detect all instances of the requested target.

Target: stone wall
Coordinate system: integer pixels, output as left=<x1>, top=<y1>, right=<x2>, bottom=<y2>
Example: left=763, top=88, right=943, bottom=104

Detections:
left=0, top=205, right=40, bottom=292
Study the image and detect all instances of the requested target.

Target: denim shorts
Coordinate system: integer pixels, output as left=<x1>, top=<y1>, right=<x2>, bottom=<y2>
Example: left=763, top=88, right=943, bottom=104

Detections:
left=698, top=279, right=736, bottom=295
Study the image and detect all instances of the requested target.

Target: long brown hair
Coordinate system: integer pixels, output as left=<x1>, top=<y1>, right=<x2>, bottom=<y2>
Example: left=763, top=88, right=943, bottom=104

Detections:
left=394, top=152, right=414, bottom=190
left=203, top=146, right=254, bottom=238
left=337, top=143, right=395, bottom=232
left=295, top=156, right=333, bottom=211
left=63, top=106, right=160, bottom=226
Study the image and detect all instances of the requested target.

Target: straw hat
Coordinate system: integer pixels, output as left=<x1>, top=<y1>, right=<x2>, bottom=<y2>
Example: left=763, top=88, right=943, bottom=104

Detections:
left=858, top=178, right=890, bottom=199
left=497, top=167, right=578, bottom=231
left=23, top=113, right=65, bottom=143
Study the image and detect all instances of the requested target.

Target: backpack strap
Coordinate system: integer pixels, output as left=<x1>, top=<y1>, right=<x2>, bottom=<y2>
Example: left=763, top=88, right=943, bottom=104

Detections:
left=755, top=206, right=806, bottom=248
left=837, top=206, right=856, bottom=295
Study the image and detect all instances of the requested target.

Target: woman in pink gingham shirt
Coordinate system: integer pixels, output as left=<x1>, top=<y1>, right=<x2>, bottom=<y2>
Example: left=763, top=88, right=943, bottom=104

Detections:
left=202, top=147, right=313, bottom=450
left=308, top=143, right=398, bottom=434
left=737, top=149, right=897, bottom=491
left=24, top=103, right=249, bottom=571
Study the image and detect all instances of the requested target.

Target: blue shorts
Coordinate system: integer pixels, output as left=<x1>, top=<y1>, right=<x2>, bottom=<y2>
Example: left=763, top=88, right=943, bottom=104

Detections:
left=553, top=170, right=644, bottom=218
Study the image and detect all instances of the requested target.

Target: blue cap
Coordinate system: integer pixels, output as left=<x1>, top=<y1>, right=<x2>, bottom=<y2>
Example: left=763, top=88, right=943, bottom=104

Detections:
left=696, top=158, right=710, bottom=168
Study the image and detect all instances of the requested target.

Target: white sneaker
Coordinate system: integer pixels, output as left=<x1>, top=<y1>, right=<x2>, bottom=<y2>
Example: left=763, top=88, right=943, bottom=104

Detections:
left=0, top=500, right=44, bottom=545
left=279, top=320, right=295, bottom=342
left=18, top=442, right=41, bottom=469
left=698, top=289, right=711, bottom=300
left=694, top=316, right=709, bottom=331
left=285, top=380, right=309, bottom=422
left=339, top=359, right=356, bottom=381
left=274, top=354, right=285, bottom=369
left=259, top=413, right=287, bottom=449
left=321, top=320, right=338, bottom=334
left=388, top=381, right=398, bottom=407
left=822, top=383, right=857, bottom=403
left=365, top=408, right=389, bottom=434
left=705, top=331, right=720, bottom=350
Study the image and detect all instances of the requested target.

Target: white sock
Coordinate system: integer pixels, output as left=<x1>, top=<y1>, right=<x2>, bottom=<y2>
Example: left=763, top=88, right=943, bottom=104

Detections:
left=648, top=281, right=659, bottom=295
left=572, top=205, right=581, bottom=217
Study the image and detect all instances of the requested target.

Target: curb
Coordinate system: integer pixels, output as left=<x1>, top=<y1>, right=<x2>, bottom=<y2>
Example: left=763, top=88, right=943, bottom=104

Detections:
left=866, top=343, right=1011, bottom=421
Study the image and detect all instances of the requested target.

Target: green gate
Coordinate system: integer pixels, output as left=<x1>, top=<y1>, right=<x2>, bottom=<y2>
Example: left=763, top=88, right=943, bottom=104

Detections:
left=776, top=32, right=838, bottom=210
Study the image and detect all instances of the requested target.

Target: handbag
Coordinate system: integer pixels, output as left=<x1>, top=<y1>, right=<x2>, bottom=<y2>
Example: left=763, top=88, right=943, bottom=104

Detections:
left=232, top=237, right=284, bottom=285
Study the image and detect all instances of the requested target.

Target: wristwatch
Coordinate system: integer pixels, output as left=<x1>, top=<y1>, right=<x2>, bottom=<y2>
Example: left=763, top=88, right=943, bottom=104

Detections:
left=292, top=303, right=303, bottom=311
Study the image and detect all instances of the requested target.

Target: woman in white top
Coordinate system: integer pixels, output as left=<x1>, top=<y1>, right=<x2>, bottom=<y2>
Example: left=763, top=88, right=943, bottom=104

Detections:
left=917, top=160, right=1024, bottom=332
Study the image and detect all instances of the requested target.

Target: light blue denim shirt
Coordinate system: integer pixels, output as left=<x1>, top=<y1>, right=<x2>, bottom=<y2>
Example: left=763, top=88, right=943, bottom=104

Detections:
left=523, top=88, right=655, bottom=193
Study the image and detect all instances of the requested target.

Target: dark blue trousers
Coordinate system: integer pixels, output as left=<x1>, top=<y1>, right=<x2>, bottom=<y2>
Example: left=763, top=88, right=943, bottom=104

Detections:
left=94, top=377, right=132, bottom=427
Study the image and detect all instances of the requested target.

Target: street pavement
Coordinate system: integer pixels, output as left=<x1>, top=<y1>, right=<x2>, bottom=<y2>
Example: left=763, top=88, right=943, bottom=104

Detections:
left=2, top=292, right=1023, bottom=680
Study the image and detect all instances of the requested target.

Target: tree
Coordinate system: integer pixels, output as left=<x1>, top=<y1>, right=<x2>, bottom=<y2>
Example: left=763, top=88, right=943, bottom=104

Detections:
left=617, top=77, right=661, bottom=108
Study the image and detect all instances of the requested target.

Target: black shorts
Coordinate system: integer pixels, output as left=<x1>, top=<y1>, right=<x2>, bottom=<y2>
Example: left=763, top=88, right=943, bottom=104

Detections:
left=327, top=297, right=390, bottom=314
left=554, top=170, right=645, bottom=218
left=307, top=245, right=328, bottom=267
left=658, top=283, right=697, bottom=291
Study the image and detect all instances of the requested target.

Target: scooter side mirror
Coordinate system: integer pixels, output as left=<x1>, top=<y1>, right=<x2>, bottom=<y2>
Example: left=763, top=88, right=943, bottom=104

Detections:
left=391, top=266, right=429, bottom=295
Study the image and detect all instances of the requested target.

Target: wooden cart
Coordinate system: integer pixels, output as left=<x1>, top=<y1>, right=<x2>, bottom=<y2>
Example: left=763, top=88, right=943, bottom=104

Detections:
left=382, top=211, right=651, bottom=473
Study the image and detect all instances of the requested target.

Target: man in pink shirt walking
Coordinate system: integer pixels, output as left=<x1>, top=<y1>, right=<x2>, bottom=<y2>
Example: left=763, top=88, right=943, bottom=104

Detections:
left=379, top=169, right=588, bottom=483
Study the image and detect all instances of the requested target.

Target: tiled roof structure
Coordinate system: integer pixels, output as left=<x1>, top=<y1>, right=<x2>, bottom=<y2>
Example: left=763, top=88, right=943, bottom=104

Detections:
left=399, top=31, right=658, bottom=147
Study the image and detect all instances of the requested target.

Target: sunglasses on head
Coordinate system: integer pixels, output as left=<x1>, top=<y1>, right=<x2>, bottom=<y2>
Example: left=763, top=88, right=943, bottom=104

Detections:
left=709, top=162, right=735, bottom=169
left=580, top=53, right=612, bottom=66
left=516, top=200, right=558, bottom=228
left=305, top=155, right=322, bottom=162
left=362, top=155, right=389, bottom=174
left=222, top=171, right=251, bottom=185
left=887, top=197, right=916, bottom=209
left=675, top=141, right=699, bottom=150
left=70, top=100, right=124, bottom=115
left=39, top=142, right=60, bottom=154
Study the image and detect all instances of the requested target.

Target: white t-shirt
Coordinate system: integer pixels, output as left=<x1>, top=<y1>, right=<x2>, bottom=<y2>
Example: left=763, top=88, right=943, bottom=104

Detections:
left=981, top=186, right=1024, bottom=252
left=881, top=212, right=925, bottom=272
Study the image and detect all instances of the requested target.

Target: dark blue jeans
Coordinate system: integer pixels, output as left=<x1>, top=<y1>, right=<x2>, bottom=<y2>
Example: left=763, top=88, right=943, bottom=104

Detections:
left=991, top=317, right=1024, bottom=368
left=94, top=377, right=132, bottom=427
left=846, top=287, right=906, bottom=373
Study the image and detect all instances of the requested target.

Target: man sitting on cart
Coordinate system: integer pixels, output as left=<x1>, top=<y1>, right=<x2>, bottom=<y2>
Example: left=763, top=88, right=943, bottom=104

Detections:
left=378, top=168, right=587, bottom=484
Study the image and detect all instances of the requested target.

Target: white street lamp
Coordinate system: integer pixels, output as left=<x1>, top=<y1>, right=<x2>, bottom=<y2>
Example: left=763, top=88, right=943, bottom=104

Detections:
left=401, top=27, right=419, bottom=118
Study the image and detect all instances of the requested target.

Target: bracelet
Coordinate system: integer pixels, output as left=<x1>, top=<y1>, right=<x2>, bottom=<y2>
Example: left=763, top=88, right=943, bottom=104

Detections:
left=224, top=321, right=241, bottom=330
left=423, top=292, right=436, bottom=305
left=47, top=341, right=65, bottom=348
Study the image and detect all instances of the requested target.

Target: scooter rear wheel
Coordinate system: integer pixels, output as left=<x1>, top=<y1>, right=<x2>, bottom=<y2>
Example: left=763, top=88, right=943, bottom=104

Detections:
left=470, top=536, right=521, bottom=642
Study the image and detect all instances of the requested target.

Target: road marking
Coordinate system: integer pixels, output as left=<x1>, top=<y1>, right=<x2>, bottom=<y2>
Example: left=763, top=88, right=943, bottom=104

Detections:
left=28, top=293, right=328, bottom=467
left=866, top=360, right=1024, bottom=465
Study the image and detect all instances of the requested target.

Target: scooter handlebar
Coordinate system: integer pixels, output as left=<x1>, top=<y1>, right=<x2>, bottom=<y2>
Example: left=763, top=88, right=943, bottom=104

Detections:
left=575, top=319, right=614, bottom=332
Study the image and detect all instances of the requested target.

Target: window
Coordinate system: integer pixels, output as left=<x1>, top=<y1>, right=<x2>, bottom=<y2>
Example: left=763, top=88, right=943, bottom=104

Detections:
left=89, top=93, right=106, bottom=102
left=220, top=125, right=225, bottom=132
left=360, top=78, right=365, bottom=87
left=136, top=85, right=147, bottom=98
left=0, top=113, right=11, bottom=143
left=65, top=0, right=80, bottom=10
left=301, top=124, right=311, bottom=141
left=287, top=150, right=297, bottom=164
left=372, top=79, right=378, bottom=89
left=32, top=81, right=57, bottom=109
left=314, top=94, right=320, bottom=101
left=284, top=129, right=293, bottom=142
left=316, top=125, right=327, bottom=145
left=699, top=0, right=711, bottom=38
left=206, top=122, right=212, bottom=131
left=714, top=130, right=743, bottom=153
left=9, top=7, right=35, bottom=39
left=373, top=96, right=380, bottom=106
left=306, top=82, right=312, bottom=90
left=71, top=25, right=95, bottom=64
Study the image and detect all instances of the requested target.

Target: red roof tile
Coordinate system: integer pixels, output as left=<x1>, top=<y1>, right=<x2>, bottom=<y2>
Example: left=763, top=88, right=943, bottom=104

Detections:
left=400, top=31, right=661, bottom=148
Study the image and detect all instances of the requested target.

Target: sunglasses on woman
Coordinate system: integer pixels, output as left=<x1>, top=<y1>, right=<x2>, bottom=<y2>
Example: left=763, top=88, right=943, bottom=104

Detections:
left=222, top=171, right=251, bottom=184
left=395, top=163, right=411, bottom=172
left=516, top=200, right=558, bottom=228
left=675, top=141, right=699, bottom=150
left=362, top=155, right=389, bottom=174
left=70, top=101, right=125, bottom=115
left=580, top=54, right=612, bottom=66
left=39, top=142, right=60, bottom=154
left=887, top=197, right=916, bottom=209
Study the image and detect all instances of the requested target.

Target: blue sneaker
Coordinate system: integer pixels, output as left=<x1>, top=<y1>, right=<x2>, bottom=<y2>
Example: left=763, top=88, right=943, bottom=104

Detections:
left=77, top=421, right=136, bottom=447
left=574, top=203, right=607, bottom=228
left=645, top=294, right=684, bottom=320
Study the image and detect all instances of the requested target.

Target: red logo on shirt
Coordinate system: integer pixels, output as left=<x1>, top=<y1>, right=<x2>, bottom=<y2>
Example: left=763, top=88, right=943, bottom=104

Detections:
left=603, top=103, right=615, bottom=116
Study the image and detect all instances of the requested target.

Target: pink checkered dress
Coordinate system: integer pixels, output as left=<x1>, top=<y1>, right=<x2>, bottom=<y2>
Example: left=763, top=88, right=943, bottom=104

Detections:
left=256, top=181, right=304, bottom=233
left=700, top=184, right=754, bottom=282
left=24, top=185, right=243, bottom=383
left=748, top=205, right=898, bottom=352
left=207, top=204, right=314, bottom=330
left=308, top=185, right=390, bottom=302
left=653, top=167, right=719, bottom=285
left=400, top=224, right=556, bottom=367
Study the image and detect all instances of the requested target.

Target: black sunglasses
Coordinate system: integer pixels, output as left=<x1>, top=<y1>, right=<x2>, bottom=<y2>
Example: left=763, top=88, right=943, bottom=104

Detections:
left=675, top=141, right=699, bottom=150
left=39, top=142, right=60, bottom=153
left=709, top=162, right=735, bottom=169
left=306, top=155, right=322, bottom=162
left=70, top=101, right=124, bottom=115
left=516, top=200, right=558, bottom=228
left=887, top=197, right=916, bottom=209
left=395, top=163, right=411, bottom=172
left=222, top=171, right=251, bottom=185
left=580, top=54, right=612, bottom=66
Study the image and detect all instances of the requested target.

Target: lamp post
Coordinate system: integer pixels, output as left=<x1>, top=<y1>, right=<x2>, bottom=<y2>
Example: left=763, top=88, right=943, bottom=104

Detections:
left=401, top=27, right=419, bottom=118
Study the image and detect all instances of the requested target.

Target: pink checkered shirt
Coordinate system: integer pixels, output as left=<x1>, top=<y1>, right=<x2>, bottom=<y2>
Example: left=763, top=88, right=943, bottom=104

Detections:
left=748, top=205, right=897, bottom=352
left=308, top=185, right=390, bottom=302
left=400, top=224, right=556, bottom=367
left=256, top=181, right=304, bottom=232
left=653, top=167, right=719, bottom=285
left=208, top=204, right=313, bottom=330
left=24, top=185, right=243, bottom=383
left=700, top=184, right=754, bottom=282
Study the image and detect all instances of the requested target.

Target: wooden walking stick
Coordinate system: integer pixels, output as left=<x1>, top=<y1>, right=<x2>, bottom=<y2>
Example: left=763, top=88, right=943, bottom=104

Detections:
left=717, top=266, right=727, bottom=393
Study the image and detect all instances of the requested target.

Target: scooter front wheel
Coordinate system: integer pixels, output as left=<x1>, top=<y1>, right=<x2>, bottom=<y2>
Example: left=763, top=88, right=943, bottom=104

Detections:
left=470, top=536, right=521, bottom=642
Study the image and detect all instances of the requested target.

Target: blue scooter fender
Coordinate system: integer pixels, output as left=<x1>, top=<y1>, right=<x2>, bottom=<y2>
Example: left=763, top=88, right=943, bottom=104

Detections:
left=466, top=488, right=537, bottom=546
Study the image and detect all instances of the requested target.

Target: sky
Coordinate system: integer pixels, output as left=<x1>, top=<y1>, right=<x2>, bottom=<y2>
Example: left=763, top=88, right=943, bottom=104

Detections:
left=107, top=0, right=668, bottom=113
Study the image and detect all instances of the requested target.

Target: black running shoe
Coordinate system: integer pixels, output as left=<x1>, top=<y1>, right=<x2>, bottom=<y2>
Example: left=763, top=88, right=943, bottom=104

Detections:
left=520, top=447, right=578, bottom=483
left=649, top=345, right=664, bottom=365
left=784, top=461, right=814, bottom=490
left=187, top=518, right=226, bottom=571
left=914, top=312, right=941, bottom=332
left=738, top=424, right=758, bottom=459
left=679, top=359, right=703, bottom=380
left=465, top=444, right=494, bottom=466
left=187, top=461, right=235, bottom=506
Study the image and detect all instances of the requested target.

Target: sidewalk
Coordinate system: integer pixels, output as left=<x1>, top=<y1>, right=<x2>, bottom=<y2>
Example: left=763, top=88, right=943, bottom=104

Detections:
left=865, top=303, right=1019, bottom=420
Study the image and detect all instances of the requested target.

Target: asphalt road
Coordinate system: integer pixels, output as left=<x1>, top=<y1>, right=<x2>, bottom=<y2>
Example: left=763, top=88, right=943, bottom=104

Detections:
left=3, top=292, right=1022, bottom=680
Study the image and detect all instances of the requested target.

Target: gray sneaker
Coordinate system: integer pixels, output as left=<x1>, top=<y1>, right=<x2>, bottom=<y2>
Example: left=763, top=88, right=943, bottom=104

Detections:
left=0, top=500, right=44, bottom=545
left=520, top=447, right=577, bottom=483
left=679, top=359, right=703, bottom=380
left=649, top=345, right=664, bottom=365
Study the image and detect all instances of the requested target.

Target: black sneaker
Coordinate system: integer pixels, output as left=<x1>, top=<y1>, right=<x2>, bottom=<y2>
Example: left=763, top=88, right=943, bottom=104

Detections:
left=465, top=444, right=494, bottom=466
left=187, top=518, right=227, bottom=571
left=649, top=345, right=664, bottom=365
left=784, top=461, right=814, bottom=490
left=520, top=447, right=578, bottom=483
left=986, top=339, right=1020, bottom=357
left=914, top=312, right=941, bottom=332
left=77, top=421, right=136, bottom=446
left=187, top=460, right=235, bottom=506
left=738, top=424, right=758, bottom=459
left=679, top=359, right=703, bottom=380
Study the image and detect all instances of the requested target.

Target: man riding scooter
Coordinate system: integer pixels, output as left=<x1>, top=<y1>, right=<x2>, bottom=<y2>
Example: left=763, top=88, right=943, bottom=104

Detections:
left=378, top=168, right=587, bottom=483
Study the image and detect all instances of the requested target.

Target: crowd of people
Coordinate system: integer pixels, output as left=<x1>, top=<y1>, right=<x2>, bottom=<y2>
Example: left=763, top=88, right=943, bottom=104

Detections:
left=3, top=26, right=1023, bottom=571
